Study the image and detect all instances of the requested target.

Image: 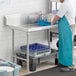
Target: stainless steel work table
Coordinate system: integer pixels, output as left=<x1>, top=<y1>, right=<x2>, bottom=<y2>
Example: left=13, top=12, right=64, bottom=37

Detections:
left=6, top=23, right=58, bottom=72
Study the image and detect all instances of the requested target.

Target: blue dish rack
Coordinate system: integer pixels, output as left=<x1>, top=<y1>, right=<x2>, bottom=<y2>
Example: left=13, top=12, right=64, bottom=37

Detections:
left=20, top=43, right=51, bottom=58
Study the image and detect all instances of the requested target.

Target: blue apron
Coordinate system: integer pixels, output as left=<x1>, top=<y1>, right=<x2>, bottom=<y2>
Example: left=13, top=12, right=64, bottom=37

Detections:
left=58, top=16, right=72, bottom=66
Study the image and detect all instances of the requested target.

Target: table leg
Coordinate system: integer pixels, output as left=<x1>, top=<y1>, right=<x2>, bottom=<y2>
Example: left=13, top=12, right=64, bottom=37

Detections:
left=47, top=29, right=51, bottom=53
left=27, top=32, right=30, bottom=72
left=12, top=29, right=15, bottom=62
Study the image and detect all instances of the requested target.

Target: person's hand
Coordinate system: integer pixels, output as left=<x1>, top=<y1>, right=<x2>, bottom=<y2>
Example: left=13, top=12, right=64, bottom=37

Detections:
left=51, top=15, right=60, bottom=25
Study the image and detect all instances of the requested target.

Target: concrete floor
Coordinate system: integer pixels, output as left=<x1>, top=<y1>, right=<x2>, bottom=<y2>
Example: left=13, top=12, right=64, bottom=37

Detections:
left=19, top=62, right=57, bottom=76
left=19, top=59, right=76, bottom=76
left=19, top=58, right=76, bottom=76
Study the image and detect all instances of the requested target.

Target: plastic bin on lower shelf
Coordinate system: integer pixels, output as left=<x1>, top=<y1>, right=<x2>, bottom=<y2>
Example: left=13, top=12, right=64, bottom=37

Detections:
left=0, top=59, right=21, bottom=76
left=16, top=43, right=58, bottom=71
left=16, top=53, right=52, bottom=71
left=20, top=43, right=51, bottom=58
left=16, top=43, right=51, bottom=71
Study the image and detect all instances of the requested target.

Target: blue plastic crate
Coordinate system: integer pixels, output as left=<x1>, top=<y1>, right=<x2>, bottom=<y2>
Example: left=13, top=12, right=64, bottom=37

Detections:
left=20, top=43, right=51, bottom=57
left=20, top=43, right=50, bottom=52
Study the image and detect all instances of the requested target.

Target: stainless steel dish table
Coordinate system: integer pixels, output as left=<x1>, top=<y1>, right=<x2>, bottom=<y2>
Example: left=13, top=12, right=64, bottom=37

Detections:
left=6, top=23, right=58, bottom=73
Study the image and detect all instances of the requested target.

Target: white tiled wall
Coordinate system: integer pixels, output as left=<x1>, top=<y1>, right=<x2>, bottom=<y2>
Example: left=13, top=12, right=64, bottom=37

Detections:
left=0, top=0, right=49, bottom=61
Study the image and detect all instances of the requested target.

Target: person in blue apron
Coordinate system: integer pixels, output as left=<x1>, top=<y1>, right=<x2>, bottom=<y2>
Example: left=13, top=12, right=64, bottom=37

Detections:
left=52, top=0, right=75, bottom=72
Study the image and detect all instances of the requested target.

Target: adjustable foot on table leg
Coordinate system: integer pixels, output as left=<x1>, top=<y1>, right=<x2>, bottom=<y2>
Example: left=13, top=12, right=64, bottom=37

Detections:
left=55, top=58, right=58, bottom=65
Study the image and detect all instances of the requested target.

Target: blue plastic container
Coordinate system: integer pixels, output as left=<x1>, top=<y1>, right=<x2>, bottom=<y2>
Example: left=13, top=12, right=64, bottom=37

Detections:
left=38, top=19, right=51, bottom=26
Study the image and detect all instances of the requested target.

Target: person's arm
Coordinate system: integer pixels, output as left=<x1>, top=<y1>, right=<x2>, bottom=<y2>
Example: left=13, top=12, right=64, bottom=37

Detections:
left=52, top=3, right=68, bottom=25
left=51, top=15, right=60, bottom=25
